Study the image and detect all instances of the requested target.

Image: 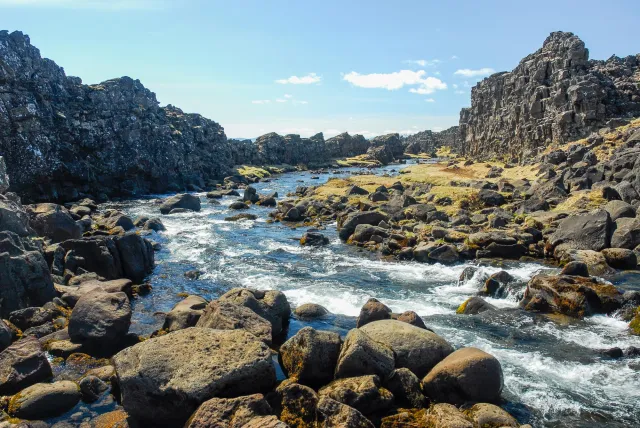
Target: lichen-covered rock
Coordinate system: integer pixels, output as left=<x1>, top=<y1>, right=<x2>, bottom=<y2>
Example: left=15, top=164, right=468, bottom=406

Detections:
left=360, top=320, right=454, bottom=378
left=8, top=380, right=81, bottom=420
left=549, top=209, right=612, bottom=251
left=0, top=336, right=52, bottom=395
left=277, top=381, right=319, bottom=428
left=195, top=301, right=272, bottom=345
left=112, top=328, right=275, bottom=426
left=423, top=403, right=473, bottom=428
left=383, top=368, right=427, bottom=409
left=335, top=329, right=394, bottom=379
left=319, top=375, right=394, bottom=416
left=279, top=327, right=342, bottom=387
left=520, top=274, right=623, bottom=317
left=294, top=303, right=330, bottom=319
left=217, top=288, right=290, bottom=336
left=316, top=397, right=375, bottom=428
left=185, top=394, right=275, bottom=428
left=456, top=296, right=497, bottom=315
left=466, top=403, right=519, bottom=427
left=356, top=298, right=391, bottom=328
left=421, top=347, right=503, bottom=405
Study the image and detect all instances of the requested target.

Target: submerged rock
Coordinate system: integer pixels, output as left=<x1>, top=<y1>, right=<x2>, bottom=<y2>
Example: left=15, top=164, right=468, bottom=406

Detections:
left=112, top=327, right=275, bottom=426
left=159, top=194, right=201, bottom=214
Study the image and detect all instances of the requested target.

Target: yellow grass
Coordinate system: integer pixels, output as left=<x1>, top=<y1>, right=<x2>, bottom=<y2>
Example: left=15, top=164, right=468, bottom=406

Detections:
left=553, top=189, right=606, bottom=212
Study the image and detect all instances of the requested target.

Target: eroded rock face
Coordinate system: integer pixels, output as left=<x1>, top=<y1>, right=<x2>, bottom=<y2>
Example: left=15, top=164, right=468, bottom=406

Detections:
left=459, top=31, right=640, bottom=160
left=112, top=328, right=275, bottom=426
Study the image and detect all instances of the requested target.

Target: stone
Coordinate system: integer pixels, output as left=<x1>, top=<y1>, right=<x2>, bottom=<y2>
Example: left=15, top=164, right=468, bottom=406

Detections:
left=356, top=298, right=391, bottom=328
left=611, top=217, right=640, bottom=249
left=217, top=288, right=290, bottom=336
left=279, top=327, right=342, bottom=387
left=481, top=271, right=515, bottom=298
left=0, top=320, right=11, bottom=352
left=360, top=320, right=454, bottom=378
left=604, top=200, right=636, bottom=221
left=316, top=397, right=375, bottom=428
left=143, top=217, right=166, bottom=232
left=113, top=232, right=155, bottom=283
left=520, top=274, right=623, bottom=317
left=395, top=311, right=428, bottom=329
left=335, top=328, right=395, bottom=379
left=195, top=301, right=273, bottom=345
left=277, top=382, right=319, bottom=428
left=68, top=290, right=132, bottom=349
left=560, top=261, right=590, bottom=277
left=96, top=212, right=135, bottom=231
left=162, top=295, right=208, bottom=332
left=159, top=194, right=201, bottom=214
left=478, top=189, right=505, bottom=207
left=428, top=244, right=459, bottom=264
left=112, top=328, right=275, bottom=426
left=466, top=403, right=518, bottom=428
left=0, top=156, right=9, bottom=193
left=294, top=303, right=330, bottom=319
left=554, top=247, right=615, bottom=277
left=347, top=185, right=369, bottom=196
left=8, top=380, right=81, bottom=420
left=318, top=375, right=394, bottom=416
left=383, top=368, right=427, bottom=409
left=78, top=375, right=109, bottom=402
left=229, top=201, right=250, bottom=210
left=601, top=248, right=637, bottom=270
left=0, top=198, right=33, bottom=236
left=549, top=209, right=612, bottom=251
left=27, top=204, right=82, bottom=243
left=421, top=347, right=503, bottom=405
left=185, top=394, right=274, bottom=428
left=300, top=232, right=329, bottom=246
left=0, top=337, right=52, bottom=395
left=456, top=296, right=497, bottom=315
left=423, top=403, right=473, bottom=428
left=338, top=211, right=390, bottom=240
left=242, top=186, right=260, bottom=203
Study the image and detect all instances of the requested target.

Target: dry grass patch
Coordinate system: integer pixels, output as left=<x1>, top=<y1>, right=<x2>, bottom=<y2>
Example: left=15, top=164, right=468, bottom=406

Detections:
left=553, top=189, right=606, bottom=212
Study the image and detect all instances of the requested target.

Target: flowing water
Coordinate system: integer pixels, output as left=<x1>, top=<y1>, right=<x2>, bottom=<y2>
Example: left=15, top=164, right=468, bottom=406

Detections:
left=107, top=161, right=640, bottom=428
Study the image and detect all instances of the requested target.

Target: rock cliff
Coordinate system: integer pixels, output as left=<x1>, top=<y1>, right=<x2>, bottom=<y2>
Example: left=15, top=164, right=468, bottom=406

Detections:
left=459, top=31, right=640, bottom=160
left=402, top=126, right=460, bottom=154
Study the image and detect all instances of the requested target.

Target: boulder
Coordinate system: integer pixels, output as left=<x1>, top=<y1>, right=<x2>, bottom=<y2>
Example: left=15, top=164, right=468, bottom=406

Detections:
left=395, top=311, right=428, bottom=329
left=316, top=396, right=375, bottom=428
left=143, top=217, right=166, bottom=232
left=114, top=232, right=155, bottom=283
left=467, top=403, right=519, bottom=428
left=611, top=217, right=640, bottom=249
left=279, top=327, right=342, bottom=387
left=428, top=244, right=460, bottom=264
left=318, top=375, right=394, bottom=416
left=0, top=232, right=55, bottom=318
left=347, top=185, right=370, bottom=196
left=78, top=375, right=109, bottom=402
left=68, top=290, right=132, bottom=349
left=27, top=203, right=82, bottom=243
left=277, top=382, right=319, bottom=428
left=8, top=380, right=81, bottom=420
left=520, top=274, right=623, bottom=317
left=96, top=212, right=135, bottom=231
left=162, top=295, right=208, bottom=332
left=113, top=328, right=275, bottom=426
left=604, top=200, right=636, bottom=221
left=243, top=186, right=260, bottom=203
left=300, top=232, right=330, bottom=246
left=0, top=337, right=52, bottom=395
left=335, top=328, right=395, bottom=379
left=423, top=403, right=474, bottom=428
left=338, top=211, right=389, bottom=240
left=217, top=288, right=290, bottom=336
left=456, top=296, right=497, bottom=315
left=554, top=246, right=615, bottom=277
left=549, top=209, right=612, bottom=251
left=560, top=261, right=590, bottom=277
left=356, top=298, right=391, bottom=328
left=186, top=394, right=275, bottom=428
left=478, top=189, right=505, bottom=207
left=229, top=201, right=250, bottom=210
left=360, top=320, right=454, bottom=378
left=383, top=368, right=427, bottom=408
left=601, top=248, right=637, bottom=270
left=0, top=198, right=33, bottom=236
left=294, top=303, right=330, bottom=319
left=421, top=347, right=503, bottom=405
left=195, top=301, right=273, bottom=345
left=159, top=194, right=201, bottom=214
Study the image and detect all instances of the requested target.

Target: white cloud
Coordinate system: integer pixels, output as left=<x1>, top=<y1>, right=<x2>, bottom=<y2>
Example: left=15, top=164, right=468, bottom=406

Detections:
left=275, top=99, right=287, bottom=103
left=451, top=55, right=459, bottom=60
left=452, top=84, right=459, bottom=89
left=284, top=94, right=293, bottom=98
left=275, top=73, right=321, bottom=84
left=425, top=98, right=435, bottom=102
left=454, top=67, right=495, bottom=77
left=251, top=100, right=271, bottom=104
left=404, top=59, right=441, bottom=67
left=0, top=0, right=162, bottom=9
left=294, top=100, right=309, bottom=105
left=343, top=70, right=447, bottom=95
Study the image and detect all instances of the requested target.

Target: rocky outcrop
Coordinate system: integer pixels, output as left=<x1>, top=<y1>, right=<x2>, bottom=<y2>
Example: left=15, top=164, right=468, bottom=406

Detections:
left=0, top=30, right=232, bottom=202
left=403, top=126, right=461, bottom=154
left=459, top=31, right=640, bottom=160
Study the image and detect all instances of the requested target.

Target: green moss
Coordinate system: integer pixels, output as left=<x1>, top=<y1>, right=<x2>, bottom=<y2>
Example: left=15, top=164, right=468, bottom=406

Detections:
left=456, top=299, right=470, bottom=314
left=630, top=308, right=640, bottom=335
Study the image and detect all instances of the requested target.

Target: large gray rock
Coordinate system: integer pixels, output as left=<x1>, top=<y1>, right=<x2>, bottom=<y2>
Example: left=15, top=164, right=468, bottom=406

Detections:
left=0, top=197, right=32, bottom=236
left=163, top=295, right=208, bottom=332
left=422, top=347, right=504, bottom=405
left=611, top=217, right=640, bottom=249
left=196, top=301, right=272, bottom=345
left=334, top=329, right=394, bottom=379
left=338, top=211, right=390, bottom=240
left=318, top=375, right=394, bottom=416
left=549, top=209, right=612, bottom=251
left=8, top=380, right=81, bottom=420
left=113, top=232, right=155, bottom=283
left=0, top=336, right=52, bottom=395
left=0, top=231, right=55, bottom=318
left=113, top=328, right=275, bottom=426
left=68, top=290, right=132, bottom=349
left=279, top=327, right=342, bottom=387
left=159, top=194, right=202, bottom=214
left=360, top=319, right=454, bottom=378
left=27, top=203, right=82, bottom=243
left=217, top=288, right=290, bottom=336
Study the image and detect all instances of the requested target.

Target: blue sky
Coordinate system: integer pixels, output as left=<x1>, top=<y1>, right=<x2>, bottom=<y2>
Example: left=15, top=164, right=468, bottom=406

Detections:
left=1, top=0, right=639, bottom=138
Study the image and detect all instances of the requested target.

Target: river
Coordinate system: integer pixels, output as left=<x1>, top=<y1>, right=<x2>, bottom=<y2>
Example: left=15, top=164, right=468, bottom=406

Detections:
left=107, top=161, right=640, bottom=428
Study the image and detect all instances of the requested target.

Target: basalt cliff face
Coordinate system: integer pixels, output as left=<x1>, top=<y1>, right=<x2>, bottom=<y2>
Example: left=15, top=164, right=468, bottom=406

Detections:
left=459, top=31, right=640, bottom=160
left=0, top=31, right=234, bottom=202
left=402, top=126, right=460, bottom=155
